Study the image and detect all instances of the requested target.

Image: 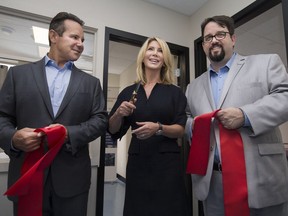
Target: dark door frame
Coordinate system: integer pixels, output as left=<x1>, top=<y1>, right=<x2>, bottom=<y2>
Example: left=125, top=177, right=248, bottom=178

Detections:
left=97, top=27, right=190, bottom=216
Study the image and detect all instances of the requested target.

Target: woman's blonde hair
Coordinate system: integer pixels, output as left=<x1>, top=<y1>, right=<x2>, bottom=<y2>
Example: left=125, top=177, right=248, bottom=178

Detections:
left=135, top=37, right=175, bottom=84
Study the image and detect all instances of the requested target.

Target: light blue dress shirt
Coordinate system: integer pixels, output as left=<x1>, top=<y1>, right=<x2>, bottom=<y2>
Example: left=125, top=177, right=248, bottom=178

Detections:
left=209, top=53, right=250, bottom=162
left=45, top=56, right=72, bottom=116
left=209, top=54, right=235, bottom=107
left=209, top=53, right=236, bottom=162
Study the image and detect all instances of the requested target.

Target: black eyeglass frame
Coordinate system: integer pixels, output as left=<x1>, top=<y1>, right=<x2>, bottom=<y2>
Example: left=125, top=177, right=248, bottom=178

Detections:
left=202, top=31, right=231, bottom=43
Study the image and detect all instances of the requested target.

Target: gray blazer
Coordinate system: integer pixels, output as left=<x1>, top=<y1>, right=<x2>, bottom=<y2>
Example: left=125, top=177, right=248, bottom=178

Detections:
left=0, top=57, right=107, bottom=199
left=185, top=53, right=288, bottom=208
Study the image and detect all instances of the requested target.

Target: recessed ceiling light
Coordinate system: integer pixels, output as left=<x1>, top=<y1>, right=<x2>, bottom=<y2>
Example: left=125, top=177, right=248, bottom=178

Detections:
left=1, top=26, right=14, bottom=35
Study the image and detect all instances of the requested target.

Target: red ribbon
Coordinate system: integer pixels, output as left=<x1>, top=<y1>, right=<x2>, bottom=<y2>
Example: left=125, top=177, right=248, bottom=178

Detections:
left=186, top=110, right=219, bottom=175
left=5, top=125, right=66, bottom=216
left=219, top=124, right=249, bottom=216
left=186, top=110, right=249, bottom=216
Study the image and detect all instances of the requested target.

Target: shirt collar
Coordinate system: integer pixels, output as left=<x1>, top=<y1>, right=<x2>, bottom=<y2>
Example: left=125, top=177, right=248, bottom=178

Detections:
left=209, top=52, right=236, bottom=73
left=45, top=55, right=73, bottom=70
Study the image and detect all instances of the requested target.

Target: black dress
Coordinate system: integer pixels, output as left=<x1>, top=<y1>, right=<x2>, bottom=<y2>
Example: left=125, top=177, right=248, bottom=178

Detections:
left=109, top=83, right=189, bottom=216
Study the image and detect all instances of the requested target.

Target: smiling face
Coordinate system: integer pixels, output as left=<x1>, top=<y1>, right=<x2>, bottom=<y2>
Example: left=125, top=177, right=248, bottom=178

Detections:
left=143, top=40, right=164, bottom=72
left=49, top=19, right=84, bottom=66
left=202, top=21, right=236, bottom=65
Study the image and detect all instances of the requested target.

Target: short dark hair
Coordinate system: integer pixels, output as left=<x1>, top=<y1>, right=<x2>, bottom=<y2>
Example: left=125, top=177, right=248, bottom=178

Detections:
left=48, top=12, right=84, bottom=45
left=201, top=15, right=235, bottom=37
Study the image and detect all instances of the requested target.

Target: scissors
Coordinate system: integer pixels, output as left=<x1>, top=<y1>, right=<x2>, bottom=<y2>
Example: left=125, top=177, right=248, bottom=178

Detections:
left=129, top=82, right=141, bottom=104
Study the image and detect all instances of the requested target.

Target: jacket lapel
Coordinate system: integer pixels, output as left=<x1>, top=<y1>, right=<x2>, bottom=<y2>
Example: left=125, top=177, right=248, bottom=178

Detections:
left=217, top=54, right=246, bottom=108
left=31, top=58, right=54, bottom=118
left=55, top=65, right=83, bottom=118
left=204, top=72, right=216, bottom=110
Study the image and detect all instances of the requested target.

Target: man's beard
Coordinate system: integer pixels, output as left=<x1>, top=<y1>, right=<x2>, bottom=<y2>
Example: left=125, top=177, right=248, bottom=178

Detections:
left=209, top=45, right=225, bottom=62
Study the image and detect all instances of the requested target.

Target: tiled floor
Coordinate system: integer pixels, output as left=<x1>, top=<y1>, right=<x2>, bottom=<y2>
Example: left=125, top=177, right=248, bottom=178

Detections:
left=103, top=180, right=125, bottom=216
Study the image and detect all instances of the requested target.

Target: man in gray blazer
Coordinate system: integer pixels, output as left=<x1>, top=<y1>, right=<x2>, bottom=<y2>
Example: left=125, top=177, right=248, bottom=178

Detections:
left=0, top=12, right=107, bottom=215
left=186, top=15, right=288, bottom=216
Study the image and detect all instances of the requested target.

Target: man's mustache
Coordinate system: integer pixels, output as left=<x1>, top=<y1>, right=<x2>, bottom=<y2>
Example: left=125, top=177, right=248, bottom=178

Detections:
left=209, top=44, right=223, bottom=52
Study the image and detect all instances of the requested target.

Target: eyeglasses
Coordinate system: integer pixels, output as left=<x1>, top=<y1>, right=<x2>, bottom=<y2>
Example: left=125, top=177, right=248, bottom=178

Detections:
left=203, top=31, right=230, bottom=43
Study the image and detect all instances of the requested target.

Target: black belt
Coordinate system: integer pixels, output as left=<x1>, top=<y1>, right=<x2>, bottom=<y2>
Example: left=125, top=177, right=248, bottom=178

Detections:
left=213, top=162, right=222, bottom=172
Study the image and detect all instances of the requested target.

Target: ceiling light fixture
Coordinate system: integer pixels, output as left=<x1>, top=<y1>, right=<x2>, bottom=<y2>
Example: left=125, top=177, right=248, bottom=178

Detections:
left=1, top=26, right=14, bottom=35
left=32, top=26, right=49, bottom=45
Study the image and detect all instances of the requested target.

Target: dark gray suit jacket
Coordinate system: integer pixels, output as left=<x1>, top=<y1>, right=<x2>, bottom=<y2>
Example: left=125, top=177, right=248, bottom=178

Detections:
left=0, top=57, right=107, bottom=199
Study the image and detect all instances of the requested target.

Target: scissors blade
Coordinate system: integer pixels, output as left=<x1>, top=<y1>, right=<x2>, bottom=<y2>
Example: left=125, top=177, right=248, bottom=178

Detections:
left=130, top=82, right=141, bottom=104
left=134, top=82, right=141, bottom=93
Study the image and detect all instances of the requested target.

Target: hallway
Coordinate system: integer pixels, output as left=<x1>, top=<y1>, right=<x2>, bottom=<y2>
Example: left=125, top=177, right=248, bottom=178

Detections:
left=104, top=180, right=125, bottom=216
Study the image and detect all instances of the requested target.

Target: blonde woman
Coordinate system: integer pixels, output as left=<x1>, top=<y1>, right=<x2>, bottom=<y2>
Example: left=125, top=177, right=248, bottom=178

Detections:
left=108, top=37, right=189, bottom=216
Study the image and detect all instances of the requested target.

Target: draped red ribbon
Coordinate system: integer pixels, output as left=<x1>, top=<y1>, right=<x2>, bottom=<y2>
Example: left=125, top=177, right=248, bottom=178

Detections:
left=186, top=110, right=219, bottom=175
left=186, top=110, right=249, bottom=216
left=5, top=125, right=66, bottom=216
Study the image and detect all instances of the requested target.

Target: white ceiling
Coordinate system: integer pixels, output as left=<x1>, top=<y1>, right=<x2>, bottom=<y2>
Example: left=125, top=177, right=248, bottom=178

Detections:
left=140, top=0, right=209, bottom=16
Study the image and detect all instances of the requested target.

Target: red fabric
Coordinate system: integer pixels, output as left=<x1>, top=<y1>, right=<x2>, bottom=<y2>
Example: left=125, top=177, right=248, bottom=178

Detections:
left=186, top=110, right=219, bottom=175
left=219, top=124, right=249, bottom=216
left=5, top=126, right=66, bottom=216
left=186, top=110, right=249, bottom=216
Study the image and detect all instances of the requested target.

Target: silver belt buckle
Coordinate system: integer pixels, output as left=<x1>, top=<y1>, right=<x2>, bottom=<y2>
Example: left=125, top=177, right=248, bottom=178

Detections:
left=218, top=163, right=222, bottom=173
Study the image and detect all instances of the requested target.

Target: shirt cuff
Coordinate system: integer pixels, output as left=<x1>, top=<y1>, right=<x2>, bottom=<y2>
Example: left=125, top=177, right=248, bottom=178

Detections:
left=241, top=109, right=251, bottom=127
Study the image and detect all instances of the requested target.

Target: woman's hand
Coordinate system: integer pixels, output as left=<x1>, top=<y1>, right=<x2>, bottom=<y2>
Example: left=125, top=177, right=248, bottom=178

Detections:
left=132, top=122, right=159, bottom=139
left=116, top=101, right=136, bottom=117
left=109, top=101, right=136, bottom=134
